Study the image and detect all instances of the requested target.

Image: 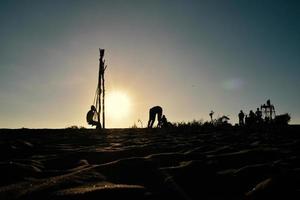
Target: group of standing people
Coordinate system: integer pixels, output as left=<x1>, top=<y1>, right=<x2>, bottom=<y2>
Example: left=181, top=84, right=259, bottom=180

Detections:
left=238, top=100, right=276, bottom=126
left=238, top=108, right=263, bottom=126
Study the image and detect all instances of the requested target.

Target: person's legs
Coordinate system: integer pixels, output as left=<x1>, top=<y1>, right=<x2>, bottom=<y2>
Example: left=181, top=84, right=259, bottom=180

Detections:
left=148, top=110, right=155, bottom=128
left=149, top=113, right=155, bottom=128
left=89, top=120, right=102, bottom=129
left=150, top=119, right=155, bottom=128
left=150, top=114, right=156, bottom=128
left=157, top=112, right=162, bottom=127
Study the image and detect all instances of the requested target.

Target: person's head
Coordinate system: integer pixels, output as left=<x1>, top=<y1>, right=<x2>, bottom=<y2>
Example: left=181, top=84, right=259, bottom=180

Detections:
left=91, top=105, right=96, bottom=111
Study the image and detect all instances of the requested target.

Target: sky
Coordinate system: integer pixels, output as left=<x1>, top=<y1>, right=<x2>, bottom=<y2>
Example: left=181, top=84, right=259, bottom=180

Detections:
left=0, top=0, right=299, bottom=128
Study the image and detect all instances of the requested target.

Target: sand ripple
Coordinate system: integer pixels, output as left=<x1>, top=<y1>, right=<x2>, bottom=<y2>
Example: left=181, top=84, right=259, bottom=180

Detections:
left=0, top=127, right=299, bottom=199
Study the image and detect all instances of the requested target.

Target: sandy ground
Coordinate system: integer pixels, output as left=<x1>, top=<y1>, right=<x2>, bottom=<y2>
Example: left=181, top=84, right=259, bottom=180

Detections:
left=0, top=126, right=299, bottom=200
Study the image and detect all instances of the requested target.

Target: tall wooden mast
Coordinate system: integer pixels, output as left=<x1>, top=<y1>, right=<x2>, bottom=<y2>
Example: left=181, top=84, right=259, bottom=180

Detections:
left=98, top=48, right=106, bottom=129
left=102, top=65, right=106, bottom=129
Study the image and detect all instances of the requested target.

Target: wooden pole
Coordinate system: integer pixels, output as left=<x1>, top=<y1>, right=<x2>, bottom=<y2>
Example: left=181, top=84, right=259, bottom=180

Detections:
left=102, top=67, right=105, bottom=129
left=99, top=48, right=105, bottom=129
left=98, top=52, right=102, bottom=127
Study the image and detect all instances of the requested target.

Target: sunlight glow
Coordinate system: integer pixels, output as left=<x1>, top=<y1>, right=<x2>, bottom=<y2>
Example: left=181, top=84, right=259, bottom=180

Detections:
left=106, top=91, right=131, bottom=120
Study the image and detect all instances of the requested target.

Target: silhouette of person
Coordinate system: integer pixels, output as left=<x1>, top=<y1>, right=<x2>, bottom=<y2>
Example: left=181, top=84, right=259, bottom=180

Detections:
left=209, top=110, right=214, bottom=122
left=147, top=106, right=163, bottom=128
left=245, top=115, right=249, bottom=125
left=86, top=105, right=101, bottom=129
left=161, top=115, right=172, bottom=128
left=267, top=99, right=271, bottom=106
left=249, top=110, right=256, bottom=125
left=238, top=110, right=245, bottom=126
left=255, top=107, right=262, bottom=123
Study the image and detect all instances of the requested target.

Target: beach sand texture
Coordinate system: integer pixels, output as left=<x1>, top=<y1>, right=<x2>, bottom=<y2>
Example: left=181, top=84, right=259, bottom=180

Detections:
left=0, top=127, right=299, bottom=200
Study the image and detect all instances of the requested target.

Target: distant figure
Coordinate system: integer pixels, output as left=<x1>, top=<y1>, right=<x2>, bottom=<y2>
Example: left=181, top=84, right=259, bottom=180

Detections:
left=161, top=115, right=172, bottom=128
left=248, top=110, right=256, bottom=125
left=245, top=115, right=249, bottom=125
left=147, top=106, right=163, bottom=128
left=209, top=110, right=214, bottom=122
left=86, top=105, right=101, bottom=129
left=255, top=107, right=262, bottom=123
left=267, top=99, right=271, bottom=106
left=238, top=110, right=245, bottom=126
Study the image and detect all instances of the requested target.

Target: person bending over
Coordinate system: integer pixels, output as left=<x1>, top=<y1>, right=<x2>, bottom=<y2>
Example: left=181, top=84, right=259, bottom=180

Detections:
left=147, top=106, right=163, bottom=128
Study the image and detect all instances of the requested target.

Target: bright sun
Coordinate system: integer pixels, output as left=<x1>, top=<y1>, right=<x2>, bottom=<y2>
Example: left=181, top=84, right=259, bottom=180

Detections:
left=106, top=91, right=131, bottom=120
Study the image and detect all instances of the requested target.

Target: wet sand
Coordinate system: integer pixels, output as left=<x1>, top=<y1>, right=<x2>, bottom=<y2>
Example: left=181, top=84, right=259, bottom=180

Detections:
left=0, top=126, right=299, bottom=200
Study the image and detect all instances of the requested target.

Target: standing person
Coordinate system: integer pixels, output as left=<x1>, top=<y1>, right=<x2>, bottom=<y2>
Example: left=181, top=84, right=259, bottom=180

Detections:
left=255, top=107, right=262, bottom=123
left=238, top=110, right=245, bottom=126
left=147, top=106, right=163, bottom=128
left=209, top=110, right=214, bottom=122
left=86, top=105, right=102, bottom=129
left=249, top=110, right=256, bottom=125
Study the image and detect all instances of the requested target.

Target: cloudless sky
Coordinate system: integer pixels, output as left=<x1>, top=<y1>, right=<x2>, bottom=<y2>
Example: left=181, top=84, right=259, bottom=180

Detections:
left=0, top=0, right=299, bottom=128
